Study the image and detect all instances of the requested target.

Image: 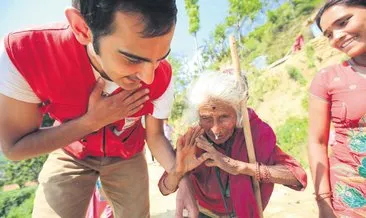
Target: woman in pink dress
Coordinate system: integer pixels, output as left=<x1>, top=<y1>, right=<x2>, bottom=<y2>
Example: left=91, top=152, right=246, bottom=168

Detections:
left=308, top=1, right=366, bottom=217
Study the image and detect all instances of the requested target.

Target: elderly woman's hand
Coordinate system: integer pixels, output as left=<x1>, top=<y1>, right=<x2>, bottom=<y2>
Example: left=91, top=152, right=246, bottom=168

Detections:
left=196, top=135, right=244, bottom=175
left=175, top=126, right=207, bottom=175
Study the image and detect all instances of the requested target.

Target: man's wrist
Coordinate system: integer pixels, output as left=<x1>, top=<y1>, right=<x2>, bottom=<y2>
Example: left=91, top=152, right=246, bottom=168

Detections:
left=169, top=169, right=185, bottom=184
left=79, top=114, right=101, bottom=133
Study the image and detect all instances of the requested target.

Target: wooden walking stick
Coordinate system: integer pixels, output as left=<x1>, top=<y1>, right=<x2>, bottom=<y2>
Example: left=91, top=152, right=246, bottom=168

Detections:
left=229, top=35, right=264, bottom=218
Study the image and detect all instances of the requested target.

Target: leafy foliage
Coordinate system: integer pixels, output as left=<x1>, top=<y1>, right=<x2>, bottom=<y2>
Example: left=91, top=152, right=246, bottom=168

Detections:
left=0, top=186, right=36, bottom=217
left=5, top=192, right=34, bottom=218
left=1, top=115, right=53, bottom=188
left=276, top=117, right=309, bottom=167
left=286, top=65, right=306, bottom=86
left=184, top=0, right=200, bottom=51
left=184, top=0, right=200, bottom=35
left=305, top=44, right=316, bottom=68
left=201, top=0, right=323, bottom=70
left=247, top=70, right=281, bottom=108
left=168, top=56, right=187, bottom=124
left=3, top=155, right=47, bottom=188
left=226, top=0, right=262, bottom=37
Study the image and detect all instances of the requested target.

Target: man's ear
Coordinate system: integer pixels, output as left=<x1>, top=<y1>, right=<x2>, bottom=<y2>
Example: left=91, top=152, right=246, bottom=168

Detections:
left=65, top=7, right=92, bottom=45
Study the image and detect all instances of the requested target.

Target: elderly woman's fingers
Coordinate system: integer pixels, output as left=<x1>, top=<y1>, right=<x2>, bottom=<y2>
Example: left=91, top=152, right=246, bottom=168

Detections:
left=183, top=127, right=193, bottom=146
left=176, top=135, right=185, bottom=152
left=196, top=152, right=212, bottom=163
left=196, top=141, right=209, bottom=152
left=187, top=126, right=201, bottom=147
left=197, top=135, right=211, bottom=144
left=191, top=126, right=203, bottom=143
left=204, top=159, right=216, bottom=167
left=196, top=137, right=215, bottom=152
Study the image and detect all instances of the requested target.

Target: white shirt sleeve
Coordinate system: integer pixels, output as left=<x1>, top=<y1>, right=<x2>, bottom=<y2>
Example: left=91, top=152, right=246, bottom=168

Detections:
left=151, top=76, right=174, bottom=119
left=0, top=39, right=41, bottom=103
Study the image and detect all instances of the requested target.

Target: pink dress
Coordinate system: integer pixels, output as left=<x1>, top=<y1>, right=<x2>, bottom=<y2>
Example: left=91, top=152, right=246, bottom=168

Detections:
left=310, top=61, right=366, bottom=217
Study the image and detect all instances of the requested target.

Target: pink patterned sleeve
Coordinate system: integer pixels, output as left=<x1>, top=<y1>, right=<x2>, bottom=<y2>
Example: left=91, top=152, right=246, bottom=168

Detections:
left=271, top=146, right=308, bottom=191
left=309, top=70, right=331, bottom=102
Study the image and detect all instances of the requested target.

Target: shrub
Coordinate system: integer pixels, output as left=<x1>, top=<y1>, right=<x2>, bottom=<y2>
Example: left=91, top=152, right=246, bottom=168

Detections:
left=6, top=192, right=35, bottom=218
left=286, top=65, right=306, bottom=86
left=305, top=45, right=316, bottom=68
left=247, top=72, right=281, bottom=108
left=276, top=117, right=308, bottom=167
left=302, top=96, right=309, bottom=111
left=0, top=186, right=36, bottom=217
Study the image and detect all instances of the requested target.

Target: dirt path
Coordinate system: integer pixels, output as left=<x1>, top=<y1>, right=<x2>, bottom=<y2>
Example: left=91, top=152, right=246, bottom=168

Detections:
left=147, top=159, right=318, bottom=218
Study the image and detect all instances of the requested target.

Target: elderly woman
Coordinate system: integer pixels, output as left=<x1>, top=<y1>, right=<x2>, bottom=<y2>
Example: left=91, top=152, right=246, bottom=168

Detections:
left=159, top=72, right=307, bottom=218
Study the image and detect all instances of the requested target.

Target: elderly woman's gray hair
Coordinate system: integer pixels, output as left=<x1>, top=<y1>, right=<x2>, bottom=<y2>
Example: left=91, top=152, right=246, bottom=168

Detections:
left=183, top=71, right=248, bottom=127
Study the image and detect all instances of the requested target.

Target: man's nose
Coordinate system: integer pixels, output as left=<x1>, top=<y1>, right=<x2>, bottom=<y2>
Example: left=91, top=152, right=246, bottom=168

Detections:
left=137, top=62, right=159, bottom=85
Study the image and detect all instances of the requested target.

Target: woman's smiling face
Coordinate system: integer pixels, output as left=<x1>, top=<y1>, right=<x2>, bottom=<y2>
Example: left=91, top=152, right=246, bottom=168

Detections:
left=320, top=5, right=366, bottom=57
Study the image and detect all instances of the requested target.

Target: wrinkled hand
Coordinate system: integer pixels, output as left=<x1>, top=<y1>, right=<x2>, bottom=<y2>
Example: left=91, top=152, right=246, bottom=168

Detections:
left=84, top=78, right=149, bottom=131
left=175, top=126, right=207, bottom=175
left=196, top=135, right=242, bottom=175
left=176, top=177, right=199, bottom=218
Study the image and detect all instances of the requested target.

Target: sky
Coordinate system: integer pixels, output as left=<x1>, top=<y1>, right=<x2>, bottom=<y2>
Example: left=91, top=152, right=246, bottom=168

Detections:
left=0, top=0, right=229, bottom=57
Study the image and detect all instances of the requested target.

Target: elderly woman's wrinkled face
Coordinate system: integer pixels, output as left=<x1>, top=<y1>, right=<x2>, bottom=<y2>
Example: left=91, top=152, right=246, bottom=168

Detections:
left=198, top=99, right=237, bottom=144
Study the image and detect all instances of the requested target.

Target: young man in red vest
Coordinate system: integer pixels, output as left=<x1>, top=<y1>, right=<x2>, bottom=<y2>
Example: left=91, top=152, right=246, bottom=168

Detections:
left=0, top=0, right=197, bottom=217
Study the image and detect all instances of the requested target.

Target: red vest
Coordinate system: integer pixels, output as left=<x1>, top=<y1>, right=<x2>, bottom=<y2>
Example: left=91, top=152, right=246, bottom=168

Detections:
left=4, top=23, right=172, bottom=159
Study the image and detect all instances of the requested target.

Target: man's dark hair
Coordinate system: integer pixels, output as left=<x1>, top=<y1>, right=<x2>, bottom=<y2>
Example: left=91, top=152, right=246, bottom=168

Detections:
left=72, top=0, right=177, bottom=54
left=315, top=0, right=366, bottom=31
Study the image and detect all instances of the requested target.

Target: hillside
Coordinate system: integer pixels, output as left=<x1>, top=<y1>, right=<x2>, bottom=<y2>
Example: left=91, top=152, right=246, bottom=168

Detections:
left=253, top=36, right=345, bottom=128
left=245, top=33, right=345, bottom=166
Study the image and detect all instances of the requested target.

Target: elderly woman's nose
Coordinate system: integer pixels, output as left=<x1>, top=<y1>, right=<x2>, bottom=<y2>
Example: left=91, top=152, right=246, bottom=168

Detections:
left=211, top=124, right=221, bottom=134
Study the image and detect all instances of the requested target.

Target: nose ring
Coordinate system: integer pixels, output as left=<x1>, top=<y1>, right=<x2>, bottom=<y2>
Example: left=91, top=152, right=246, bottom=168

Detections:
left=214, top=133, right=220, bottom=140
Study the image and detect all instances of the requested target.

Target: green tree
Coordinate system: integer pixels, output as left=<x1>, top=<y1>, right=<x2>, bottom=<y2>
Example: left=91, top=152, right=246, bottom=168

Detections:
left=3, top=155, right=47, bottom=188
left=2, top=115, right=53, bottom=188
left=184, top=0, right=200, bottom=51
left=226, top=0, right=262, bottom=40
left=167, top=56, right=186, bottom=123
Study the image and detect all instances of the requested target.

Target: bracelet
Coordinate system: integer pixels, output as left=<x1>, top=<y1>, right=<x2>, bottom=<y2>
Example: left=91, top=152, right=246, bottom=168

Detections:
left=260, top=165, right=271, bottom=183
left=314, top=192, right=332, bottom=201
left=255, top=162, right=261, bottom=181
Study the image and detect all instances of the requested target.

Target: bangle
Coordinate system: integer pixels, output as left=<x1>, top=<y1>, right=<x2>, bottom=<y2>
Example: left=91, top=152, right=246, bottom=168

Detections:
left=260, top=165, right=271, bottom=183
left=314, top=192, right=332, bottom=201
left=255, top=162, right=261, bottom=181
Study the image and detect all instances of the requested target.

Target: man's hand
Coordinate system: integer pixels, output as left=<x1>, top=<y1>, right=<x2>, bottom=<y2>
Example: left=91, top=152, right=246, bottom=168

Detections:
left=175, top=126, right=207, bottom=175
left=84, top=78, right=150, bottom=131
left=175, top=177, right=199, bottom=218
left=196, top=135, right=244, bottom=175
